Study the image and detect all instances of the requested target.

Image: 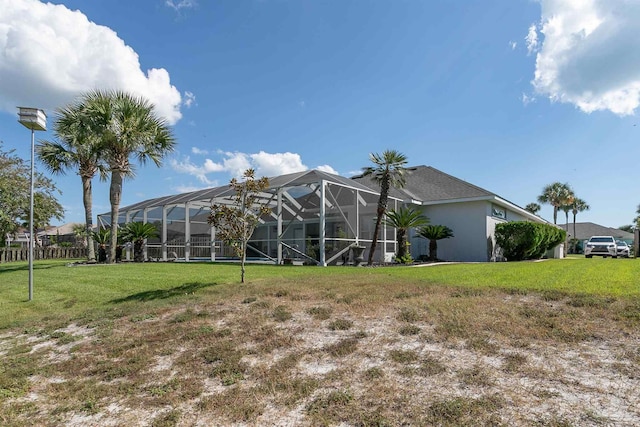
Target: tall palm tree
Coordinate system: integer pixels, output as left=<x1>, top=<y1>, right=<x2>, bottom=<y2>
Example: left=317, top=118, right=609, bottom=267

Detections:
left=417, top=225, right=454, bottom=261
left=382, top=207, right=429, bottom=262
left=537, top=182, right=574, bottom=224
left=524, top=203, right=541, bottom=215
left=362, top=150, right=408, bottom=265
left=83, top=90, right=176, bottom=263
left=570, top=198, right=589, bottom=240
left=560, top=204, right=571, bottom=233
left=37, top=101, right=106, bottom=261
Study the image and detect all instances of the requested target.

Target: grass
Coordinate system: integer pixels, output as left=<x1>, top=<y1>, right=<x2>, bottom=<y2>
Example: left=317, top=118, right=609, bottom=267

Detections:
left=0, top=257, right=639, bottom=425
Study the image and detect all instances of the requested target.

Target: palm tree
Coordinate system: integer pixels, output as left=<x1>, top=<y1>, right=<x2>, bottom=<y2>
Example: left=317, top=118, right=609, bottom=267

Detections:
left=417, top=225, right=454, bottom=261
left=570, top=198, right=589, bottom=240
left=91, top=228, right=111, bottom=263
left=537, top=182, right=574, bottom=224
left=37, top=101, right=106, bottom=261
left=382, top=207, right=429, bottom=262
left=71, top=223, right=88, bottom=248
left=524, top=203, right=541, bottom=215
left=83, top=90, right=175, bottom=263
left=560, top=204, right=571, bottom=233
left=120, top=222, right=159, bottom=262
left=362, top=150, right=408, bottom=265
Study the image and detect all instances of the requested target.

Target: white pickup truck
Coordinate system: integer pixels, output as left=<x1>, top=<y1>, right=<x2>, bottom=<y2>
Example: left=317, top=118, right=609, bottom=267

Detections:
left=584, top=236, right=617, bottom=258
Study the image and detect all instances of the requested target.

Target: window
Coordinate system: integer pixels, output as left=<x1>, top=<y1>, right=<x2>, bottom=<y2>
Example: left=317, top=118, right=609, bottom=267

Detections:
left=491, top=205, right=506, bottom=220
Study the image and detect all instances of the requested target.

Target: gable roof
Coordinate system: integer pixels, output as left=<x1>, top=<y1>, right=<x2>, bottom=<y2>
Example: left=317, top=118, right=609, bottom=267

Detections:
left=556, top=222, right=634, bottom=241
left=351, top=165, right=495, bottom=202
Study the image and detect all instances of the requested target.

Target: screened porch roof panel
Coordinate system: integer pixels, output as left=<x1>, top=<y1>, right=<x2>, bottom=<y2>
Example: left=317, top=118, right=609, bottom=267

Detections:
left=101, top=169, right=391, bottom=217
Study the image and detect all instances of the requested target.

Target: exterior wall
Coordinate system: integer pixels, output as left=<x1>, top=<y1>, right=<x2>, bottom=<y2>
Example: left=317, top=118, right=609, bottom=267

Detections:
left=409, top=200, right=546, bottom=263
left=486, top=203, right=530, bottom=261
left=410, top=201, right=490, bottom=262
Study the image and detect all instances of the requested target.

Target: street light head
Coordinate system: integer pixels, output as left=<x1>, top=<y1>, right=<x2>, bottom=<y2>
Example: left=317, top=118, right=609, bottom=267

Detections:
left=17, top=107, right=47, bottom=131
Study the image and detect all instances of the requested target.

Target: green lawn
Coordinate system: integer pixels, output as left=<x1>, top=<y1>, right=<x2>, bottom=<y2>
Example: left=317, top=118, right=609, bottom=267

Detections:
left=1, top=257, right=639, bottom=426
left=1, top=257, right=638, bottom=330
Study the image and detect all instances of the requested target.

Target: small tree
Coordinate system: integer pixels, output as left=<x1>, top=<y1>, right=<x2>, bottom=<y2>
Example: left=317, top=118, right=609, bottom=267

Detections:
left=208, top=169, right=271, bottom=283
left=120, top=222, right=159, bottom=262
left=0, top=142, right=64, bottom=240
left=417, top=225, right=454, bottom=261
left=91, top=228, right=111, bottom=262
left=71, top=223, right=88, bottom=247
left=383, top=207, right=429, bottom=263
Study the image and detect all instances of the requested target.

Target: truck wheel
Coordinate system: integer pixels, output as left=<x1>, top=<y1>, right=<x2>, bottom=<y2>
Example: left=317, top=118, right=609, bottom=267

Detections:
left=585, top=255, right=592, bottom=258
left=613, top=256, right=618, bottom=259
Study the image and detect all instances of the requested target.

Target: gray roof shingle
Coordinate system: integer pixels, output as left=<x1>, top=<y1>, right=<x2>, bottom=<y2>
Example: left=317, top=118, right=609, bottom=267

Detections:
left=352, top=165, right=495, bottom=202
left=556, top=222, right=634, bottom=240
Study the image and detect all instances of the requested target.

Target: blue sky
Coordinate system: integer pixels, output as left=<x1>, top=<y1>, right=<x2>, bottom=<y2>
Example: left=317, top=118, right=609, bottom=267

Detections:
left=1, top=0, right=638, bottom=228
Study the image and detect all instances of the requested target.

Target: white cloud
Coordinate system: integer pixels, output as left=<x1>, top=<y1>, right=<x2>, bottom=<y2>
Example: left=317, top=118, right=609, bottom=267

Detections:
left=171, top=150, right=339, bottom=186
left=531, top=0, right=640, bottom=116
left=250, top=151, right=307, bottom=177
left=0, top=0, right=183, bottom=124
left=522, top=92, right=536, bottom=106
left=316, top=164, right=339, bottom=175
left=169, top=157, right=218, bottom=184
left=509, top=41, right=518, bottom=51
left=165, top=0, right=197, bottom=11
left=183, top=91, right=196, bottom=108
left=191, top=147, right=208, bottom=155
left=525, top=23, right=539, bottom=55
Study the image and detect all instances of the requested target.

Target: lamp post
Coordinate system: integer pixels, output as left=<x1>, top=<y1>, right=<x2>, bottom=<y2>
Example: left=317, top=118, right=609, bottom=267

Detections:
left=18, top=107, right=47, bottom=301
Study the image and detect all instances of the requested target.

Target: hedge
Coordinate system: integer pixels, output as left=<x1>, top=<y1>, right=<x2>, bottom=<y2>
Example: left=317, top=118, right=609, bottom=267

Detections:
left=494, top=222, right=566, bottom=261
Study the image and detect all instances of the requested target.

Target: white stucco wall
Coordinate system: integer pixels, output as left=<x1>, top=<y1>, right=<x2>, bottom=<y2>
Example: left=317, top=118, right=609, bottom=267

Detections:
left=409, top=199, right=545, bottom=263
left=410, top=201, right=490, bottom=262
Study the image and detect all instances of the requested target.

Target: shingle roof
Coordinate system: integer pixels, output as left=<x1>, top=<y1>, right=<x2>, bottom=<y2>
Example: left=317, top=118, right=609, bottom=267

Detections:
left=556, top=222, right=634, bottom=240
left=351, top=165, right=495, bottom=202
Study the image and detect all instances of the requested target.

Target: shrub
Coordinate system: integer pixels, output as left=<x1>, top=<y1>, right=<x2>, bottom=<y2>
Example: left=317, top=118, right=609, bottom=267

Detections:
left=495, top=222, right=565, bottom=261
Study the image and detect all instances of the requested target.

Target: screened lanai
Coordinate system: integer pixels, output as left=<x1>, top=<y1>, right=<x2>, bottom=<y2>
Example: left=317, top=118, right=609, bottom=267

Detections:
left=97, top=170, right=401, bottom=265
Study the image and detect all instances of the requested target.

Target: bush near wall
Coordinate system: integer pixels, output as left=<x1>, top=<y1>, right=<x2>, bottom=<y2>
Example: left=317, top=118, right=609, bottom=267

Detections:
left=495, top=222, right=566, bottom=261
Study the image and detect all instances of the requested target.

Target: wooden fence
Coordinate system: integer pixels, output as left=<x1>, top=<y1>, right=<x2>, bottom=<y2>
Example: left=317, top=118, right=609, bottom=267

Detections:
left=0, top=247, right=87, bottom=263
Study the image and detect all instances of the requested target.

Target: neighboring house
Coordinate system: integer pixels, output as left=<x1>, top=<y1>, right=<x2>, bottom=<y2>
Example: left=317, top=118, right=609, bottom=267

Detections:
left=352, top=166, right=549, bottom=262
left=40, top=223, right=85, bottom=247
left=556, top=222, right=634, bottom=245
left=6, top=227, right=45, bottom=248
left=98, top=166, right=551, bottom=264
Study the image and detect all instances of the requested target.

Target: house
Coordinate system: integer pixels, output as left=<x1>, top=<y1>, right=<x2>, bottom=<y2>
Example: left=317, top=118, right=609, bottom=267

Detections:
left=352, top=166, right=548, bottom=262
left=556, top=222, right=634, bottom=253
left=97, top=166, right=551, bottom=264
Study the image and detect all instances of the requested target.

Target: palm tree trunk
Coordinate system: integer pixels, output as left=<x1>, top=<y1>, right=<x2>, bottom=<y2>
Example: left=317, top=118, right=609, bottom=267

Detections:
left=429, top=239, right=437, bottom=261
left=109, top=169, right=123, bottom=263
left=553, top=206, right=558, bottom=224
left=81, top=175, right=96, bottom=261
left=368, top=180, right=390, bottom=265
left=396, top=229, right=407, bottom=259
left=241, top=238, right=246, bottom=283
left=134, top=240, right=143, bottom=262
left=368, top=213, right=383, bottom=265
left=573, top=212, right=577, bottom=249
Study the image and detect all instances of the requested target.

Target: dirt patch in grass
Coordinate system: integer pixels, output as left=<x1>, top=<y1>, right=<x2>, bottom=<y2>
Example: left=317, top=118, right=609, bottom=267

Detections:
left=1, top=284, right=639, bottom=426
